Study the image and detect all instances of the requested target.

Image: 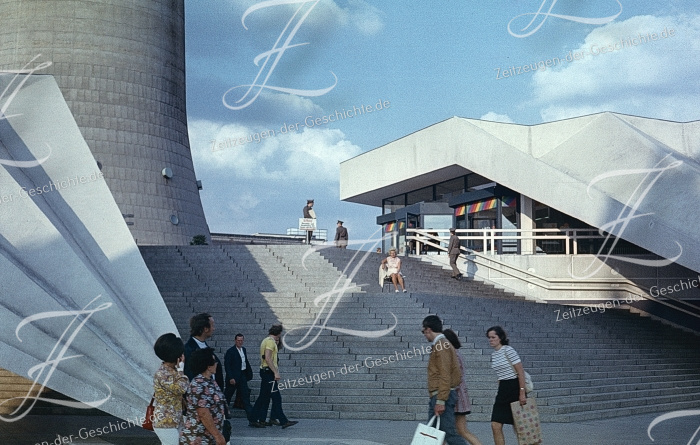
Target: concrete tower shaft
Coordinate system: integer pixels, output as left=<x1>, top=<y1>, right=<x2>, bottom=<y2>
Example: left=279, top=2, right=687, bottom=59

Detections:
left=0, top=0, right=210, bottom=244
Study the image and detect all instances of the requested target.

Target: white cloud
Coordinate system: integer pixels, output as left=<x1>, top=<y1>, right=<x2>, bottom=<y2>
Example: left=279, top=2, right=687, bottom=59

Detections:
left=228, top=0, right=384, bottom=35
left=532, top=14, right=700, bottom=122
left=335, top=0, right=385, bottom=36
left=480, top=112, right=514, bottom=123
left=225, top=191, right=260, bottom=223
left=189, top=119, right=362, bottom=183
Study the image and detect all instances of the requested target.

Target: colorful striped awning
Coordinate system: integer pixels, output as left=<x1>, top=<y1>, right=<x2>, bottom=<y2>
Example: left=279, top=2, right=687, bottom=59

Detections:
left=385, top=222, right=396, bottom=232
left=467, top=197, right=498, bottom=213
left=454, top=196, right=517, bottom=216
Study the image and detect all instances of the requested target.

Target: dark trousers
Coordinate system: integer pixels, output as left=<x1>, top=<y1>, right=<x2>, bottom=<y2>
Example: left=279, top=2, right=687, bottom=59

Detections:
left=251, top=368, right=288, bottom=424
left=449, top=253, right=460, bottom=277
left=225, top=374, right=253, bottom=421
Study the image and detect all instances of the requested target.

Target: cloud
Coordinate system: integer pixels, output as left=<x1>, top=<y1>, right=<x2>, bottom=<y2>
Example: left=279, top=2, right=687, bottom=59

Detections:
left=531, top=14, right=700, bottom=122
left=331, top=0, right=385, bottom=36
left=228, top=0, right=384, bottom=35
left=480, top=112, right=514, bottom=123
left=225, top=191, right=261, bottom=224
left=189, top=119, right=362, bottom=183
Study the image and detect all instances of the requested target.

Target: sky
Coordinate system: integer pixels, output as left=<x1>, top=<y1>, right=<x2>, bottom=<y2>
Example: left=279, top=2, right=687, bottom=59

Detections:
left=183, top=0, right=700, bottom=243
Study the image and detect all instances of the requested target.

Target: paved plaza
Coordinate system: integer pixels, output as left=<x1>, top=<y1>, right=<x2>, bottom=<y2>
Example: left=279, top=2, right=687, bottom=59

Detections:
left=2, top=411, right=697, bottom=444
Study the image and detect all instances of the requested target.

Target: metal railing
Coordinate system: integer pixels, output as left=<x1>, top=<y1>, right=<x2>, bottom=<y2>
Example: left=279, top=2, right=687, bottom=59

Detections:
left=406, top=229, right=700, bottom=328
left=408, top=228, right=645, bottom=256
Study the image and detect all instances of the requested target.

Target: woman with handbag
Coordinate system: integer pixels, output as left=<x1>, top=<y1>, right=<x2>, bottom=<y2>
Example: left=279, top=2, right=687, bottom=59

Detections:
left=486, top=326, right=527, bottom=445
left=180, top=347, right=227, bottom=445
left=152, top=333, right=189, bottom=444
left=443, top=329, right=483, bottom=445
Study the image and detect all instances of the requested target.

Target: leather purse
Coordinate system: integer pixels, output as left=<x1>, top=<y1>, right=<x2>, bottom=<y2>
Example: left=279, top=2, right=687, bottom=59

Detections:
left=142, top=395, right=155, bottom=431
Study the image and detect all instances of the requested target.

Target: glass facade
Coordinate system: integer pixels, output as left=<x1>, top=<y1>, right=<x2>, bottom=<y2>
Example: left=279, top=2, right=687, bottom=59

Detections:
left=533, top=201, right=648, bottom=255
left=454, top=195, right=519, bottom=253
left=383, top=175, right=471, bottom=215
left=379, top=173, right=651, bottom=257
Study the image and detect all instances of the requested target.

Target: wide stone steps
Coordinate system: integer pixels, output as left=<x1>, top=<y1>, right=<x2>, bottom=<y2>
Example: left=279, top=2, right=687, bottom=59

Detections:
left=138, top=245, right=700, bottom=423
left=319, top=248, right=520, bottom=298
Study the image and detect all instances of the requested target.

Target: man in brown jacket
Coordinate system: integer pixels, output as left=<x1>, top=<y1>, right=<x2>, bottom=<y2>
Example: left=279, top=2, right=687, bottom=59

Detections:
left=422, top=315, right=469, bottom=445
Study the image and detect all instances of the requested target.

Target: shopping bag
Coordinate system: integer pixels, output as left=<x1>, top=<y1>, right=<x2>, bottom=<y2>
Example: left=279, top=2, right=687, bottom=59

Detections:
left=410, top=415, right=445, bottom=445
left=510, top=398, right=543, bottom=445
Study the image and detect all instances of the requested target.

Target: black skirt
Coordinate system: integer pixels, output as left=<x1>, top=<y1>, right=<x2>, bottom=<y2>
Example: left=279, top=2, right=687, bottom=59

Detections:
left=491, top=378, right=520, bottom=424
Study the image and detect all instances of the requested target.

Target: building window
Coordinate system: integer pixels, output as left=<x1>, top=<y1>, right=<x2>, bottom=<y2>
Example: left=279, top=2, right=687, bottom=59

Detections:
left=407, top=186, right=434, bottom=206
left=435, top=177, right=466, bottom=202
left=383, top=194, right=406, bottom=214
left=467, top=173, right=493, bottom=190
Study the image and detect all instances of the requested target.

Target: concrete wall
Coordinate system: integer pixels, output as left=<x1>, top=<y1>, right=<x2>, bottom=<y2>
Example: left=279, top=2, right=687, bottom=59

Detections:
left=0, top=0, right=210, bottom=245
left=425, top=252, right=700, bottom=303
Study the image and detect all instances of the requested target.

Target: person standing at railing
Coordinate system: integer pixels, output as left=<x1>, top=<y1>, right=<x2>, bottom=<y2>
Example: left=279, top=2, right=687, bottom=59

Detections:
left=448, top=228, right=463, bottom=280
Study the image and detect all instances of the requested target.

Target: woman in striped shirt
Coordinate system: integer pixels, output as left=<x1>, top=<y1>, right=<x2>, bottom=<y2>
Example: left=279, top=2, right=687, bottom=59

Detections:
left=486, top=326, right=527, bottom=445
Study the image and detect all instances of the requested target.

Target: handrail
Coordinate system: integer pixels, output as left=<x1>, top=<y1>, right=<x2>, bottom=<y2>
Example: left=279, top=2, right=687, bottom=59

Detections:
left=410, top=227, right=623, bottom=255
left=407, top=229, right=700, bottom=322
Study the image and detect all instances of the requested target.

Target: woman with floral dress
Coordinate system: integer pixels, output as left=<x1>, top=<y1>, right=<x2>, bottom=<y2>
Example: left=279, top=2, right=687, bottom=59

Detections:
left=179, top=347, right=227, bottom=445
left=152, top=333, right=189, bottom=445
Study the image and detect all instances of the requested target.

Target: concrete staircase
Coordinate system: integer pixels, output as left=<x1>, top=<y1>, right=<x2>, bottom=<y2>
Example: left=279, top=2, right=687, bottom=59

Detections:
left=140, top=245, right=700, bottom=422
left=317, top=247, right=520, bottom=298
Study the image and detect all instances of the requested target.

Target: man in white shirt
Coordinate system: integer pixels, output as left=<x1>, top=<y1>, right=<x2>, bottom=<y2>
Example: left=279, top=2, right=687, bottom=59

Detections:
left=224, top=333, right=254, bottom=423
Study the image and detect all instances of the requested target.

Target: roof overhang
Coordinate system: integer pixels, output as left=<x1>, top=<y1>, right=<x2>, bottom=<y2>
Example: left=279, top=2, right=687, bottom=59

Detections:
left=340, top=113, right=700, bottom=273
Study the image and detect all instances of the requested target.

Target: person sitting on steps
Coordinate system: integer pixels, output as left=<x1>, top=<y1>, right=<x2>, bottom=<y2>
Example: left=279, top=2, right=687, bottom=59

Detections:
left=381, top=247, right=407, bottom=293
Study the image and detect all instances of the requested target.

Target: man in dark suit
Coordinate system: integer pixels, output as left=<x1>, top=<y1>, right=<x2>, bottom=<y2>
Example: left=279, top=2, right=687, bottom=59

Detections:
left=183, top=313, right=225, bottom=391
left=224, top=333, right=254, bottom=423
left=448, top=228, right=463, bottom=280
left=334, top=220, right=348, bottom=248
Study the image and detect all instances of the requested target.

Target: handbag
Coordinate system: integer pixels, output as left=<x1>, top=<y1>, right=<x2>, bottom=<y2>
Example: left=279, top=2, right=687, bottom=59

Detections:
left=504, top=348, right=534, bottom=393
left=222, top=419, right=232, bottom=442
left=142, top=396, right=155, bottom=431
left=410, top=415, right=445, bottom=445
left=510, top=399, right=543, bottom=445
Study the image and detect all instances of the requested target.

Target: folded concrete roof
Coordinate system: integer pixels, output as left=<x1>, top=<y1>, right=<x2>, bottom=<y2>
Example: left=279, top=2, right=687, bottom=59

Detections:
left=340, top=113, right=700, bottom=273
left=0, top=75, right=174, bottom=421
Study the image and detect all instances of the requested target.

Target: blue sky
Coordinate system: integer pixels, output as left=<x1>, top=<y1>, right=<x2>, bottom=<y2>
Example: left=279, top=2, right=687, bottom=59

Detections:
left=184, top=0, right=700, bottom=242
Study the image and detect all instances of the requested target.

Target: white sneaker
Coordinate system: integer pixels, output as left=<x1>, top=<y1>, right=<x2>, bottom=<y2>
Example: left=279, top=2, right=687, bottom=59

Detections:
left=395, top=289, right=399, bottom=293
left=403, top=289, right=407, bottom=293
